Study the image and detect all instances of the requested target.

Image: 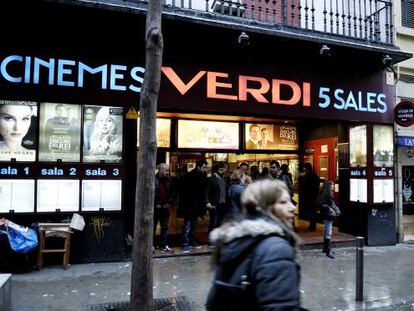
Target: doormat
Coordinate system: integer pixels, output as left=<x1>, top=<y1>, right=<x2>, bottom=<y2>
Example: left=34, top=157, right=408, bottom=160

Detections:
left=87, top=296, right=194, bottom=311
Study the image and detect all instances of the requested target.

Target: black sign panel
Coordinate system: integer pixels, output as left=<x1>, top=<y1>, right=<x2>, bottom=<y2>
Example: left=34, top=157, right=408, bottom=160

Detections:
left=349, top=167, right=367, bottom=178
left=0, top=163, right=34, bottom=178
left=373, top=167, right=394, bottom=178
left=81, top=164, right=124, bottom=179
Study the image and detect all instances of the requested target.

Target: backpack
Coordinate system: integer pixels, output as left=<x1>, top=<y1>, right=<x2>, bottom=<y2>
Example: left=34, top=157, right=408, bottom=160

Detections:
left=206, top=237, right=267, bottom=311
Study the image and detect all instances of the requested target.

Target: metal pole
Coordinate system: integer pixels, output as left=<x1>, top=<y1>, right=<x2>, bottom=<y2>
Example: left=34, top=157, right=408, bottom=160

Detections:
left=355, top=236, right=364, bottom=301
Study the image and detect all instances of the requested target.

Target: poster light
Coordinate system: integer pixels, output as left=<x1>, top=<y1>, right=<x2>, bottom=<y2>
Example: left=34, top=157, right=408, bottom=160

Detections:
left=178, top=120, right=239, bottom=150
left=245, top=123, right=298, bottom=150
left=39, top=102, right=82, bottom=162
left=0, top=180, right=34, bottom=213
left=137, top=118, right=171, bottom=148
left=0, top=100, right=38, bottom=162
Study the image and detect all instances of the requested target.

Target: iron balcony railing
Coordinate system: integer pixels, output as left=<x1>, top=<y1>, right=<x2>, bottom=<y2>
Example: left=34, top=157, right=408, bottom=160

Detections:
left=155, top=0, right=394, bottom=44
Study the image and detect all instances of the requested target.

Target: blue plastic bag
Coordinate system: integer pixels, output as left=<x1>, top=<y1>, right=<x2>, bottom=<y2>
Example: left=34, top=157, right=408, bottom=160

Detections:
left=0, top=223, right=38, bottom=254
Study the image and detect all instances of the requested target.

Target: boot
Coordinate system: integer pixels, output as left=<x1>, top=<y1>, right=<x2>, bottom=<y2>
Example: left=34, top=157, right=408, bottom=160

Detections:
left=325, top=238, right=335, bottom=259
left=322, top=238, right=328, bottom=253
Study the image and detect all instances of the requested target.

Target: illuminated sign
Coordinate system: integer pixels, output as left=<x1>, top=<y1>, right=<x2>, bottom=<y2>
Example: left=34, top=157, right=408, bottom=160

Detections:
left=395, top=100, right=414, bottom=127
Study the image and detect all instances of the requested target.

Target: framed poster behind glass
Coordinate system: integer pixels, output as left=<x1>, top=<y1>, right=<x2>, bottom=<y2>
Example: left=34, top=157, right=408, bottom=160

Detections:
left=0, top=100, right=38, bottom=162
left=373, top=179, right=394, bottom=203
left=0, top=180, right=34, bottom=213
left=244, top=123, right=298, bottom=150
left=137, top=118, right=171, bottom=148
left=37, top=180, right=79, bottom=212
left=350, top=179, right=367, bottom=202
left=81, top=180, right=122, bottom=211
left=373, top=125, right=393, bottom=167
left=39, top=103, right=81, bottom=162
left=178, top=120, right=239, bottom=149
left=349, top=125, right=367, bottom=167
left=83, top=105, right=123, bottom=163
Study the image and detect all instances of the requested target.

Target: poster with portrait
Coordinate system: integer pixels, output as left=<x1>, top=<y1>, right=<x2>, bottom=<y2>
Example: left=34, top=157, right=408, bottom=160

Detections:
left=0, top=180, right=35, bottom=213
left=39, top=102, right=81, bottom=162
left=137, top=118, right=171, bottom=148
left=0, top=100, right=37, bottom=162
left=83, top=105, right=123, bottom=163
left=178, top=120, right=239, bottom=149
left=244, top=123, right=298, bottom=150
left=349, top=125, right=367, bottom=167
left=81, top=180, right=122, bottom=211
left=37, top=179, right=79, bottom=212
left=373, top=125, right=393, bottom=167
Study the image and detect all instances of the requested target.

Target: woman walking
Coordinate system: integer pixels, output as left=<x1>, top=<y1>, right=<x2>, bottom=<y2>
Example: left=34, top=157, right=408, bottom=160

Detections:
left=206, top=179, right=306, bottom=310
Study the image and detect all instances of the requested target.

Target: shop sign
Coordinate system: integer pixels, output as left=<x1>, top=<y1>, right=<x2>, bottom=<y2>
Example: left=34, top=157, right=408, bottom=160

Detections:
left=395, top=100, right=414, bottom=127
left=396, top=136, right=414, bottom=147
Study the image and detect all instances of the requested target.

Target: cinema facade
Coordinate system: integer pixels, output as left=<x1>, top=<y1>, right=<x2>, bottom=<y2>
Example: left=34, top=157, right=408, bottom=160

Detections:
left=0, top=0, right=411, bottom=262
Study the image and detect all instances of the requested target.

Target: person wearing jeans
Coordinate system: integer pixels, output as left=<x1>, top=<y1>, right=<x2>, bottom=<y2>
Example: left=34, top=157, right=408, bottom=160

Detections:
left=318, top=180, right=336, bottom=259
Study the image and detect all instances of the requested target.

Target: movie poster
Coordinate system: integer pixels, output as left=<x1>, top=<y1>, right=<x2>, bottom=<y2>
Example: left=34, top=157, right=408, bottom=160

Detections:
left=39, top=102, right=81, bottom=162
left=244, top=123, right=298, bottom=150
left=0, top=180, right=34, bottom=213
left=0, top=100, right=37, bottom=162
left=83, top=105, right=123, bottom=163
left=373, top=125, right=394, bottom=167
left=137, top=118, right=171, bottom=148
left=81, top=180, right=122, bottom=211
left=37, top=179, right=79, bottom=212
left=349, top=125, right=367, bottom=167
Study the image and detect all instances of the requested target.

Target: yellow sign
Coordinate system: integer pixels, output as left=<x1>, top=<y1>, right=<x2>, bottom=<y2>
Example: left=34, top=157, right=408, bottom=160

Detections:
left=126, top=106, right=138, bottom=119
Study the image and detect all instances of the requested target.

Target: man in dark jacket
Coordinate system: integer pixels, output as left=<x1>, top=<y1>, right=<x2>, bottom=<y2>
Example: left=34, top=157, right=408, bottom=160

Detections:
left=268, top=160, right=294, bottom=197
left=154, top=163, right=175, bottom=253
left=178, top=159, right=208, bottom=253
left=206, top=163, right=229, bottom=240
left=301, top=162, right=320, bottom=231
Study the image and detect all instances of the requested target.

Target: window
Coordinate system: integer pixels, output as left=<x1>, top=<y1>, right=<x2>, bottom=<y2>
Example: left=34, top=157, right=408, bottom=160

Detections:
left=402, top=0, right=414, bottom=29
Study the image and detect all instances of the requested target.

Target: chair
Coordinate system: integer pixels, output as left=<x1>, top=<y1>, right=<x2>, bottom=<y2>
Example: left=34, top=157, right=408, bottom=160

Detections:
left=36, top=223, right=73, bottom=270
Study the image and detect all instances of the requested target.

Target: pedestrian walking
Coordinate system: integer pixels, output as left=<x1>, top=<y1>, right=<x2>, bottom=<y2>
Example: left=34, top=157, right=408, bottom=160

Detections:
left=227, top=169, right=250, bottom=221
left=318, top=180, right=341, bottom=259
left=206, top=179, right=307, bottom=311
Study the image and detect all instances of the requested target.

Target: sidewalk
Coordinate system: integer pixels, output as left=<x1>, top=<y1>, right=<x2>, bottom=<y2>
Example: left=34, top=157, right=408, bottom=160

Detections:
left=9, top=243, right=414, bottom=311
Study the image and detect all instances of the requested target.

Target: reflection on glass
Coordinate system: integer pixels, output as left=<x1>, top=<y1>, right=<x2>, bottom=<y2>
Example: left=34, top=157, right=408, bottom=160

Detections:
left=373, top=179, right=394, bottom=203
left=82, top=180, right=122, bottom=211
left=350, top=178, right=367, bottom=202
left=0, top=180, right=34, bottom=213
left=373, top=125, right=393, bottom=167
left=137, top=118, right=171, bottom=148
left=349, top=125, right=367, bottom=167
left=0, top=100, right=37, bottom=162
left=245, top=123, right=298, bottom=150
left=37, top=180, right=79, bottom=212
left=178, top=120, right=239, bottom=149
left=39, top=103, right=81, bottom=162
left=83, top=105, right=123, bottom=163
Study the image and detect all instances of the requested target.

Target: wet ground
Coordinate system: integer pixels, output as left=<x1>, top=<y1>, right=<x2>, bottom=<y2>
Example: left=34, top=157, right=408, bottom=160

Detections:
left=10, top=243, right=414, bottom=311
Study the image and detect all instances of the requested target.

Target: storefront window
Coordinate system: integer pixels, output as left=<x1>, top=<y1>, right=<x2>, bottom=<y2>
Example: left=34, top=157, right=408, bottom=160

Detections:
left=0, top=100, right=37, bottom=162
left=373, top=125, right=393, bottom=167
left=349, top=125, right=367, bottom=167
left=177, top=119, right=239, bottom=149
left=83, top=105, right=123, bottom=163
left=137, top=118, right=171, bottom=148
left=39, top=102, right=81, bottom=162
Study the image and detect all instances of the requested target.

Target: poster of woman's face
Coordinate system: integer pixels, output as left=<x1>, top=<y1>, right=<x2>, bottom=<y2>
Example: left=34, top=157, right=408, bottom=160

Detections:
left=39, top=102, right=82, bottom=162
left=0, top=100, right=37, bottom=162
left=83, top=105, right=123, bottom=163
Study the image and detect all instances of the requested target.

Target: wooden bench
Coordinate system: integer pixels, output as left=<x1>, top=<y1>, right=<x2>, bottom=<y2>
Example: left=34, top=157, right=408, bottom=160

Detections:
left=36, top=223, right=73, bottom=270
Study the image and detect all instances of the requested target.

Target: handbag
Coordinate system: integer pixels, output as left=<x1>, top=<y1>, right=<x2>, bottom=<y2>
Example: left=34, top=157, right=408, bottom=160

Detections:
left=328, top=202, right=341, bottom=217
left=0, top=222, right=38, bottom=254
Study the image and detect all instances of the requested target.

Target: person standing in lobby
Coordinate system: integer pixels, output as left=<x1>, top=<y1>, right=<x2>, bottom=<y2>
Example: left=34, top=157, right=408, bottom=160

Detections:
left=302, top=162, right=320, bottom=232
left=178, top=159, right=209, bottom=253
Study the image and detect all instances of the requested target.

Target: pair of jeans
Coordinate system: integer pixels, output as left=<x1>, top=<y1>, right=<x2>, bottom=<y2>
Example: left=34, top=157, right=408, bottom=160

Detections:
left=182, top=216, right=198, bottom=247
left=208, top=203, right=226, bottom=234
left=154, top=206, right=169, bottom=247
left=323, top=219, right=333, bottom=239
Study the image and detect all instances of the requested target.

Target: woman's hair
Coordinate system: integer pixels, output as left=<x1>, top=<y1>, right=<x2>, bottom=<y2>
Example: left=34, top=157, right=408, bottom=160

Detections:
left=230, top=169, right=244, bottom=182
left=241, top=179, right=287, bottom=217
left=319, top=180, right=334, bottom=204
left=90, top=107, right=121, bottom=154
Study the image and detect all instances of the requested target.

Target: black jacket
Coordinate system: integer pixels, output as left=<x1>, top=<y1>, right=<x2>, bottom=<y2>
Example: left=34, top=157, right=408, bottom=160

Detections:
left=206, top=217, right=306, bottom=311
left=154, top=173, right=175, bottom=206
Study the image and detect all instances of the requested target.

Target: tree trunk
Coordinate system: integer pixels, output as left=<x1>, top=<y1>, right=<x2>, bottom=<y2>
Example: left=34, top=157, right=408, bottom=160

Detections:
left=130, top=0, right=163, bottom=310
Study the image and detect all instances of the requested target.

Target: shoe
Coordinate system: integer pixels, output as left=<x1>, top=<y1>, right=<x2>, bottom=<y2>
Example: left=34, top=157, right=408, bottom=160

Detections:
left=190, top=241, right=202, bottom=249
left=182, top=245, right=190, bottom=253
left=152, top=246, right=155, bottom=255
left=160, top=245, right=174, bottom=254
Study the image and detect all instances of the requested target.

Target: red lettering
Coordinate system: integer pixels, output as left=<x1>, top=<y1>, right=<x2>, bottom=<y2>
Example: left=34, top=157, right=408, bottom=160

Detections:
left=238, top=75, right=270, bottom=103
left=207, top=72, right=238, bottom=100
left=272, top=79, right=301, bottom=105
left=161, top=67, right=206, bottom=95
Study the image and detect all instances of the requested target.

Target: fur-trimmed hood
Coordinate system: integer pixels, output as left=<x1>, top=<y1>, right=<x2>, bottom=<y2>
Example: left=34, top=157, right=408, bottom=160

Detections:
left=209, top=217, right=290, bottom=265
